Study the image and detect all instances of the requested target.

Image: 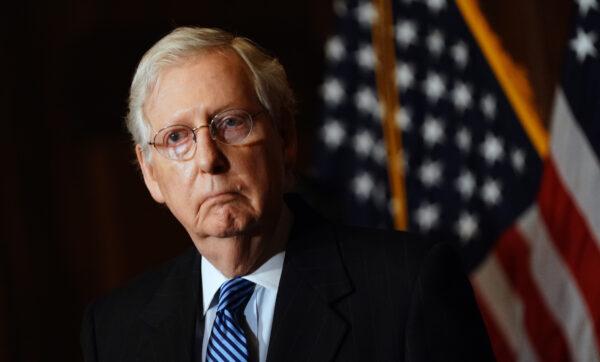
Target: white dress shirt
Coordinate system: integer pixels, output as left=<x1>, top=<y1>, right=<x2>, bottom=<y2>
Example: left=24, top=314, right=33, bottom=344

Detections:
left=201, top=252, right=285, bottom=362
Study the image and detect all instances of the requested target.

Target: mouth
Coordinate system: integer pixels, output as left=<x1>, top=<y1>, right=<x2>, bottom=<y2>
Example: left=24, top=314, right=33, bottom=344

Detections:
left=200, top=190, right=240, bottom=206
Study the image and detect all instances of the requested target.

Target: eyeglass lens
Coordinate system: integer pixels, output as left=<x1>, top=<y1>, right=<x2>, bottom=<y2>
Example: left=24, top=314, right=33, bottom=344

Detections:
left=152, top=109, right=254, bottom=160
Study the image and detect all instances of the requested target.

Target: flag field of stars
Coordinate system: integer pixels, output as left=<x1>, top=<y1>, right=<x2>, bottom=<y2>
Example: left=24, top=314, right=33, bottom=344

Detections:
left=315, top=0, right=545, bottom=270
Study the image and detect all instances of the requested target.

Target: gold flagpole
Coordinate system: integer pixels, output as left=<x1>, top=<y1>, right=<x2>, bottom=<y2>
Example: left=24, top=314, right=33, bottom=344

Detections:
left=371, top=0, right=408, bottom=230
left=456, top=0, right=549, bottom=158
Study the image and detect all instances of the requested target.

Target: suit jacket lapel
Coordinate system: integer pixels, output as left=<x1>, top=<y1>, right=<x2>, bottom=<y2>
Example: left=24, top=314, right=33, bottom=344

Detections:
left=136, top=248, right=201, bottom=362
left=128, top=196, right=351, bottom=362
left=267, top=197, right=353, bottom=362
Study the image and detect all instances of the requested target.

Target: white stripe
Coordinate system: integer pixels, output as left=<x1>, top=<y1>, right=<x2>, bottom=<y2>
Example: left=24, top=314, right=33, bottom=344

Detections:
left=518, top=206, right=600, bottom=362
left=472, top=254, right=538, bottom=362
left=550, top=88, right=600, bottom=243
left=211, top=325, right=247, bottom=361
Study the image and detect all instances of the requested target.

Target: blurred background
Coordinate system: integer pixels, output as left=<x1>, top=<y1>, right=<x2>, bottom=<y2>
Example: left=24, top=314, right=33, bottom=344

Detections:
left=1, top=0, right=572, bottom=361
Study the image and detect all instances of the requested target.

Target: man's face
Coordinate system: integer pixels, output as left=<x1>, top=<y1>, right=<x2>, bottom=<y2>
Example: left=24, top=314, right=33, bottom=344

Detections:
left=137, top=50, right=294, bottom=247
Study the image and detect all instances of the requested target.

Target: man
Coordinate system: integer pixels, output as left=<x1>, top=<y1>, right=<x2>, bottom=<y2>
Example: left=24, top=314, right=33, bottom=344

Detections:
left=81, top=27, right=494, bottom=361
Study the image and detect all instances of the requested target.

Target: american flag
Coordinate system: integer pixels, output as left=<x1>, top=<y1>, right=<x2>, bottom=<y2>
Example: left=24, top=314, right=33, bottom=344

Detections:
left=314, top=0, right=600, bottom=360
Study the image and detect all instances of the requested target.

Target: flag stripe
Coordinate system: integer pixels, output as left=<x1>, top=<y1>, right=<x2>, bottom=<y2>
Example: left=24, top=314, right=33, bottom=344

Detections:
left=472, top=254, right=537, bottom=361
left=550, top=88, right=600, bottom=243
left=537, top=158, right=600, bottom=345
left=474, top=294, right=516, bottom=362
left=495, top=227, right=571, bottom=362
left=518, top=206, right=600, bottom=362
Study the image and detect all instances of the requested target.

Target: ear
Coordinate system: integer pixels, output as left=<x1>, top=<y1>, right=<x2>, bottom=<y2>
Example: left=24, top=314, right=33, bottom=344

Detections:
left=135, top=144, right=166, bottom=203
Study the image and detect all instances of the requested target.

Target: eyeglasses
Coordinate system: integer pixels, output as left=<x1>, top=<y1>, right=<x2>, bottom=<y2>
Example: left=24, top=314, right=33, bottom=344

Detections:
left=148, top=109, right=263, bottom=161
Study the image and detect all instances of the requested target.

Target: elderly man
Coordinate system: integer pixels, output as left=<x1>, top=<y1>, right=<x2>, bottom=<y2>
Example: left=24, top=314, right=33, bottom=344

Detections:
left=81, top=27, right=494, bottom=361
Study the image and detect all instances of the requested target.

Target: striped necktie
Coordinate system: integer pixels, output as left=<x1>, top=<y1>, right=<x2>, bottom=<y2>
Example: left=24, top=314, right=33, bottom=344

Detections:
left=206, top=277, right=256, bottom=362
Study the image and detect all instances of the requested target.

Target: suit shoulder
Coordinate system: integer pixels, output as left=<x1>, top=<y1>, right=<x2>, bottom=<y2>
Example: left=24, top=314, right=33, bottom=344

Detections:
left=87, top=248, right=197, bottom=321
left=330, top=223, right=462, bottom=290
left=333, top=223, right=439, bottom=260
left=81, top=248, right=199, bottom=360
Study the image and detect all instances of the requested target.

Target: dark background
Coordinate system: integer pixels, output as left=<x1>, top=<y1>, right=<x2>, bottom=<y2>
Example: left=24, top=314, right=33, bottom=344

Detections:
left=1, top=0, right=571, bottom=361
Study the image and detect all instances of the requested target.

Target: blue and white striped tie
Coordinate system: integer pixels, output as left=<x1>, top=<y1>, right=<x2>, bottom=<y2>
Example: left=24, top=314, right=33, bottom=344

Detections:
left=206, top=277, right=256, bottom=362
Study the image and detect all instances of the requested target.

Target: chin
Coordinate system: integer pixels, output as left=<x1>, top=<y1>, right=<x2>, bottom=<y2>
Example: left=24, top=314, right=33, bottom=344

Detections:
left=201, top=206, right=259, bottom=238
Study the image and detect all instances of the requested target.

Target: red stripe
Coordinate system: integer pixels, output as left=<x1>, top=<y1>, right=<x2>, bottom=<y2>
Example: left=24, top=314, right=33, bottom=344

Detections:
left=473, top=287, right=515, bottom=362
left=537, top=158, right=600, bottom=344
left=495, top=227, right=572, bottom=362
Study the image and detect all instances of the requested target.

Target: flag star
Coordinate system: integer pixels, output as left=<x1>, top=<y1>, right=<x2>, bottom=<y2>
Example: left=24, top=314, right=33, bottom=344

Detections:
left=352, top=172, right=375, bottom=201
left=396, top=62, right=415, bottom=90
left=403, top=151, right=410, bottom=173
left=426, top=0, right=447, bottom=13
left=355, top=87, right=380, bottom=116
left=480, top=94, right=497, bottom=119
left=455, top=127, right=472, bottom=152
left=480, top=133, right=505, bottom=164
left=419, top=159, right=443, bottom=187
left=395, top=20, right=418, bottom=48
left=456, top=212, right=478, bottom=243
left=481, top=179, right=502, bottom=206
left=422, top=72, right=446, bottom=103
left=426, top=30, right=445, bottom=57
left=396, top=107, right=412, bottom=131
left=372, top=141, right=388, bottom=165
left=456, top=170, right=476, bottom=199
left=571, top=28, right=597, bottom=62
left=451, top=82, right=473, bottom=112
left=355, top=2, right=378, bottom=28
left=372, top=181, right=387, bottom=207
left=576, top=0, right=598, bottom=16
left=415, top=202, right=440, bottom=232
left=356, top=43, right=377, bottom=70
left=388, top=199, right=395, bottom=216
left=451, top=41, right=469, bottom=68
left=422, top=115, right=445, bottom=147
left=325, top=36, right=346, bottom=62
left=333, top=0, right=348, bottom=16
left=322, top=78, right=346, bottom=106
left=321, top=119, right=346, bottom=149
left=353, top=130, right=375, bottom=157
left=511, top=148, right=526, bottom=173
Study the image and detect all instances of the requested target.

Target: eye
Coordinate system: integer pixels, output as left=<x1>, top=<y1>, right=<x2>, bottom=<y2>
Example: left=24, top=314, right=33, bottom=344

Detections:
left=161, top=126, right=193, bottom=146
left=222, top=116, right=245, bottom=128
left=152, top=125, right=196, bottom=160
left=213, top=113, right=252, bottom=144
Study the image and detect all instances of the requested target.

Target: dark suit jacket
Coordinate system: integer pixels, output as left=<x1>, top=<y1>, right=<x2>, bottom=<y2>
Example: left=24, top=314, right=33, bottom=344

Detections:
left=81, top=196, right=495, bottom=361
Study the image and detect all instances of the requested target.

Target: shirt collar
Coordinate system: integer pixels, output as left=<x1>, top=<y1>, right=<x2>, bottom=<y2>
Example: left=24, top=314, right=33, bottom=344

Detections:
left=201, top=251, right=286, bottom=314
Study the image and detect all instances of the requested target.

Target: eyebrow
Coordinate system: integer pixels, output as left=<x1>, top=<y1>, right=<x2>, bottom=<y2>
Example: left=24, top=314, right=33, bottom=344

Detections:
left=164, top=103, right=259, bottom=126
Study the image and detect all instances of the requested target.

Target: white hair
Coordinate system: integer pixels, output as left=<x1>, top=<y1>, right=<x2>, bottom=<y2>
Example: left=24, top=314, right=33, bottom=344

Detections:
left=126, top=27, right=296, bottom=158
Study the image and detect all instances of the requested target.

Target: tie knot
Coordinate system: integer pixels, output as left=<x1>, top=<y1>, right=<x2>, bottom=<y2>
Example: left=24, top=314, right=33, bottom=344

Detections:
left=217, top=277, right=255, bottom=314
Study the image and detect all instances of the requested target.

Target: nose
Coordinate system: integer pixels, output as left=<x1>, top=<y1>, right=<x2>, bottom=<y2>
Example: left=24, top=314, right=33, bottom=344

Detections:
left=194, top=127, right=228, bottom=174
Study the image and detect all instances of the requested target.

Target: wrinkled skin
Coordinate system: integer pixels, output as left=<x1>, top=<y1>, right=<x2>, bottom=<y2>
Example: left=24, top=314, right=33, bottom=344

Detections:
left=136, top=50, right=295, bottom=277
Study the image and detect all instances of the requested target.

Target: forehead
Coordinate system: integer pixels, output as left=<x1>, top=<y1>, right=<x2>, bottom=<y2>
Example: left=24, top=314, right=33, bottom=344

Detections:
left=144, top=49, right=257, bottom=127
